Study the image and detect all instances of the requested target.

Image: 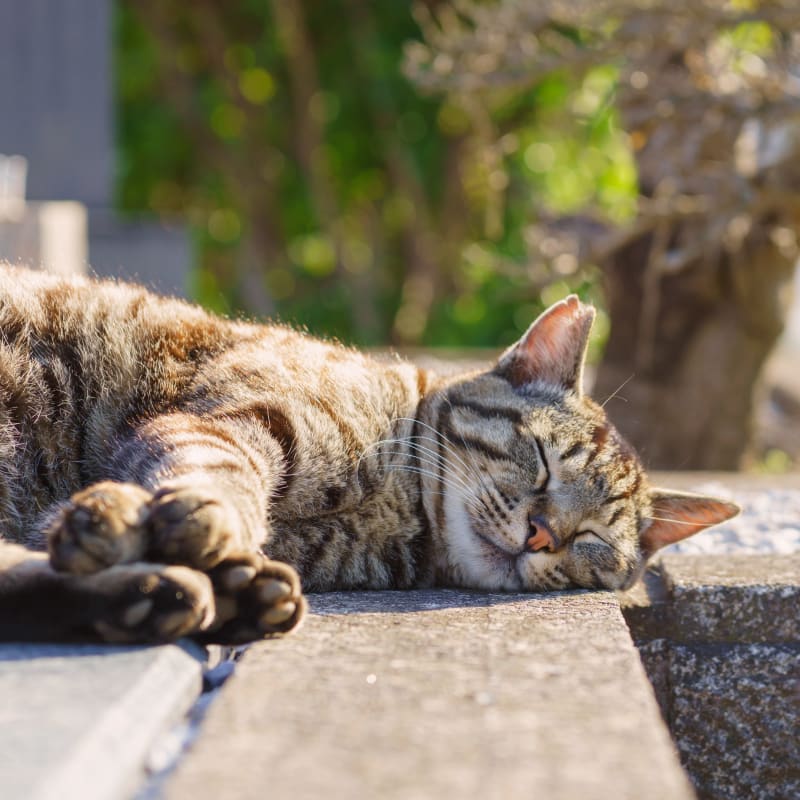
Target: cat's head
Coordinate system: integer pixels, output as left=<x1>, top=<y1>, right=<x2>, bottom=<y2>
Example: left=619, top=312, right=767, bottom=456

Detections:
left=421, top=295, right=739, bottom=592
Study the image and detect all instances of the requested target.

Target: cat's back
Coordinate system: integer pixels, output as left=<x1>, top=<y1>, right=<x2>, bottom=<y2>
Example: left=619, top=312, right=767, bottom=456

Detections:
left=0, top=265, right=231, bottom=355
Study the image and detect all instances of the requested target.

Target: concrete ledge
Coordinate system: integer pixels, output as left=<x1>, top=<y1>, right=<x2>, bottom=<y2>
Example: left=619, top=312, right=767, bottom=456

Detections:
left=622, top=554, right=800, bottom=643
left=0, top=641, right=212, bottom=800
left=165, top=590, right=694, bottom=800
left=661, top=553, right=800, bottom=643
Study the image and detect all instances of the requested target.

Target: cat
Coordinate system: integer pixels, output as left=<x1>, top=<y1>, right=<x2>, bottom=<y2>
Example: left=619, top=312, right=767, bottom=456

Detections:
left=0, top=265, right=738, bottom=644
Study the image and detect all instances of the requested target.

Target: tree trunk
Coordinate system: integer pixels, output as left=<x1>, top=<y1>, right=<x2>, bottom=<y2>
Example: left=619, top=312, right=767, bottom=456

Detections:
left=594, top=226, right=796, bottom=470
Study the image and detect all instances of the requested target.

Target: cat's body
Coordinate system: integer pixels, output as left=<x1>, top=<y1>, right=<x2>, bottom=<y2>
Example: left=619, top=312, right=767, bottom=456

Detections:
left=0, top=266, right=738, bottom=644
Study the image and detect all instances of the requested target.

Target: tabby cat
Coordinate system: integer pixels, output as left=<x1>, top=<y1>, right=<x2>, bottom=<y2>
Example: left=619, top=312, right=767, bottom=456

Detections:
left=0, top=266, right=738, bottom=644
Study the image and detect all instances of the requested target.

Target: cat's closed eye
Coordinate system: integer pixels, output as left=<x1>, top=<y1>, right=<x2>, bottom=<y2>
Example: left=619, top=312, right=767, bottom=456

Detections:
left=572, top=531, right=610, bottom=548
left=532, top=437, right=549, bottom=491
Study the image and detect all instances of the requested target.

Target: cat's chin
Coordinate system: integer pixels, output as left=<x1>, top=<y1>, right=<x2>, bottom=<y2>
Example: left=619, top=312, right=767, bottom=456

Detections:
left=440, top=490, right=523, bottom=590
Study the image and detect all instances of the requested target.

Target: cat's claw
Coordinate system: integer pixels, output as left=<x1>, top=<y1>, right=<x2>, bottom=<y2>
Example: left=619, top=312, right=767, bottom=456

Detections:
left=85, top=564, right=216, bottom=643
left=195, top=552, right=306, bottom=645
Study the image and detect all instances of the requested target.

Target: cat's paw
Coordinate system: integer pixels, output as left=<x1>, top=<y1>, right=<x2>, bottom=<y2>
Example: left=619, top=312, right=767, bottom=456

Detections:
left=194, top=552, right=306, bottom=645
left=147, top=487, right=243, bottom=570
left=86, top=563, right=215, bottom=643
left=48, top=482, right=152, bottom=574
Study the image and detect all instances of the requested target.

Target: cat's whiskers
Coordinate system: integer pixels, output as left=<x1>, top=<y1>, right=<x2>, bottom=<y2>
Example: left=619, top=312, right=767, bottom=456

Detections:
left=405, top=417, right=501, bottom=519
left=645, top=515, right=717, bottom=526
left=394, top=418, right=488, bottom=488
left=384, top=463, right=477, bottom=504
left=443, top=397, right=498, bottom=504
left=361, top=424, right=485, bottom=492
left=405, top=437, right=482, bottom=488
left=398, top=413, right=508, bottom=534
left=600, top=373, right=634, bottom=408
left=372, top=444, right=478, bottom=498
left=359, top=436, right=472, bottom=485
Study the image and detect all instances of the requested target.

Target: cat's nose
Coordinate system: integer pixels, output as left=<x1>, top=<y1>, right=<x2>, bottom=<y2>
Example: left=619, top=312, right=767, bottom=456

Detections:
left=526, top=515, right=561, bottom=553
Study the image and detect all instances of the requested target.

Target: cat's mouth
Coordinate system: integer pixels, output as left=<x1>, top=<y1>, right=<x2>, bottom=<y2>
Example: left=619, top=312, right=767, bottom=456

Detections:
left=473, top=528, right=530, bottom=590
left=472, top=526, right=524, bottom=567
left=474, top=528, right=516, bottom=558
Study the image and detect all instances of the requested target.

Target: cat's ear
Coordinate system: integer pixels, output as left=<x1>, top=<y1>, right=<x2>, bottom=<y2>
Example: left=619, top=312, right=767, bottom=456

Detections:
left=639, top=489, right=740, bottom=556
left=495, top=295, right=595, bottom=393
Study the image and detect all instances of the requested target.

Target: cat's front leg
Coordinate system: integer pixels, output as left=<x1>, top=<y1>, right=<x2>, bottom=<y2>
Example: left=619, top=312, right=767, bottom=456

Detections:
left=47, top=481, right=152, bottom=574
left=48, top=413, right=279, bottom=571
left=46, top=479, right=250, bottom=573
left=137, top=411, right=280, bottom=568
left=46, top=413, right=307, bottom=641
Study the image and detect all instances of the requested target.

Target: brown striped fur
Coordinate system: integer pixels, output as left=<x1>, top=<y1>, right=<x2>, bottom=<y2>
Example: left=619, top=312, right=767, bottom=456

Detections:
left=0, top=267, right=738, bottom=643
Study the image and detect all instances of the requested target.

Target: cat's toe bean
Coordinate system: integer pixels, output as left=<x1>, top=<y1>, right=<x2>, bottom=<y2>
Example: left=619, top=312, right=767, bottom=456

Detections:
left=194, top=553, right=306, bottom=644
left=256, top=578, right=292, bottom=605
left=122, top=598, right=154, bottom=627
left=49, top=531, right=105, bottom=574
left=156, top=609, right=201, bottom=639
left=147, top=488, right=241, bottom=570
left=47, top=482, right=151, bottom=574
left=221, top=564, right=257, bottom=592
left=258, top=601, right=296, bottom=628
left=88, top=564, right=215, bottom=644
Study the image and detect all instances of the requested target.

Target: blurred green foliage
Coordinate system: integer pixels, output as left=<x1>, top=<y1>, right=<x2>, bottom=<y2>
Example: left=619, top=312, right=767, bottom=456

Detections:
left=115, top=1, right=634, bottom=350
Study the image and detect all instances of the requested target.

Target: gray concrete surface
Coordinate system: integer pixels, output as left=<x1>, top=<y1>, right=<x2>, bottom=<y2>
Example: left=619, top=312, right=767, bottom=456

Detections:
left=165, top=590, right=694, bottom=800
left=0, top=641, right=211, bottom=800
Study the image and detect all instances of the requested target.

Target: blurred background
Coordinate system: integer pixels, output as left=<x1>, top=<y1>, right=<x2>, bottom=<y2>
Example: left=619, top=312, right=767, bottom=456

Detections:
left=1, top=0, right=799, bottom=473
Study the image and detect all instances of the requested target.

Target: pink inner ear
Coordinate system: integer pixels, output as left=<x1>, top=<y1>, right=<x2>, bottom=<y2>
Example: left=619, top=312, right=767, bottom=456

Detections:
left=503, top=295, right=595, bottom=390
left=640, top=491, right=740, bottom=555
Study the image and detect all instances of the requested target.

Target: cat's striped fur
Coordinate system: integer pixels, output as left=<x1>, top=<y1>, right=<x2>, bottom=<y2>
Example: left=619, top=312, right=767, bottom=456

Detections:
left=0, top=266, right=738, bottom=643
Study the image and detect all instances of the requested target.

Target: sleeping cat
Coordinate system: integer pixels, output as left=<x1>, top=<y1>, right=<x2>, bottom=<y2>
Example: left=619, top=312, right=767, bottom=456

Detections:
left=0, top=266, right=738, bottom=644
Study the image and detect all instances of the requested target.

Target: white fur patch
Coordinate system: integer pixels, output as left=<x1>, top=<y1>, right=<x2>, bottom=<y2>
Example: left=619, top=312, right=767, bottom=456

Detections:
left=441, top=487, right=519, bottom=589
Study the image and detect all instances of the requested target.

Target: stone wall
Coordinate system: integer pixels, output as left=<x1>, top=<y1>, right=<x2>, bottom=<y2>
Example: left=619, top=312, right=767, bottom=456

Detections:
left=0, top=0, right=189, bottom=294
left=621, top=554, right=800, bottom=800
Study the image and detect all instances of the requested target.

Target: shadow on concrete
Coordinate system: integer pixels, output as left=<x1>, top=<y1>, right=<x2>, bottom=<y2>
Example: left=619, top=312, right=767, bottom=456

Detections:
left=307, top=587, right=599, bottom=615
left=0, top=640, right=202, bottom=662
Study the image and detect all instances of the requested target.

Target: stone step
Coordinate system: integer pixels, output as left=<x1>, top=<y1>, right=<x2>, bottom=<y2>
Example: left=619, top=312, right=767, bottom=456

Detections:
left=626, top=553, right=800, bottom=643
left=0, top=641, right=211, bottom=800
left=164, top=590, right=694, bottom=800
left=620, top=553, right=800, bottom=800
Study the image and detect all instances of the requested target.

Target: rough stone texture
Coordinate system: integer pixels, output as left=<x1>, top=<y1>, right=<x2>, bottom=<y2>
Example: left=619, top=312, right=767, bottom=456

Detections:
left=621, top=554, right=800, bottom=644
left=617, top=564, right=671, bottom=643
left=661, top=553, right=800, bottom=644
left=621, top=551, right=800, bottom=800
left=165, top=590, right=694, bottom=800
left=669, top=643, right=800, bottom=800
left=0, top=641, right=209, bottom=800
left=634, top=639, right=672, bottom=727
